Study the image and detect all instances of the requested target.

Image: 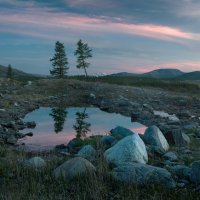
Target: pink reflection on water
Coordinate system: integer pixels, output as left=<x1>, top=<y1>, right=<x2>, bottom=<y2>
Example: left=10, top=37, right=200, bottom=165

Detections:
left=18, top=126, right=147, bottom=151
left=18, top=107, right=147, bottom=151
left=130, top=126, right=147, bottom=135
left=18, top=133, right=75, bottom=151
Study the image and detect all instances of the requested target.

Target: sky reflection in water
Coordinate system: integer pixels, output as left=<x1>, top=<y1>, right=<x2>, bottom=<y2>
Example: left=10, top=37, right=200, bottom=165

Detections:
left=19, top=107, right=146, bottom=151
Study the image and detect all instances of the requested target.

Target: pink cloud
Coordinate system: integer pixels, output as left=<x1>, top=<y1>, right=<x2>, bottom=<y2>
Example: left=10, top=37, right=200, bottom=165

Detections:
left=1, top=7, right=200, bottom=43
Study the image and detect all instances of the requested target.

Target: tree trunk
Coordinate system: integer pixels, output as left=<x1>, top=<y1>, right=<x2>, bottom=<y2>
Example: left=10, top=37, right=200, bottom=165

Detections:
left=84, top=67, right=88, bottom=78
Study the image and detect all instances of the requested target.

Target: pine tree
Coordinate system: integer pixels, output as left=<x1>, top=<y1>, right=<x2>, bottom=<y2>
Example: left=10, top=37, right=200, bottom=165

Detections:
left=7, top=64, right=13, bottom=80
left=50, top=41, right=69, bottom=78
left=74, top=39, right=92, bottom=77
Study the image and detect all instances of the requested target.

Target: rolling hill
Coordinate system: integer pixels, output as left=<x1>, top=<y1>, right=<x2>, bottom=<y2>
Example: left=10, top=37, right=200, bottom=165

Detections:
left=142, top=68, right=185, bottom=78
left=111, top=68, right=185, bottom=79
left=109, top=72, right=140, bottom=77
left=177, top=71, right=200, bottom=80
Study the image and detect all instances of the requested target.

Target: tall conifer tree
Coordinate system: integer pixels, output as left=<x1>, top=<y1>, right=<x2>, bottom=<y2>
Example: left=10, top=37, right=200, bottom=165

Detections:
left=50, top=41, right=69, bottom=78
left=7, top=64, right=13, bottom=80
left=74, top=40, right=92, bottom=77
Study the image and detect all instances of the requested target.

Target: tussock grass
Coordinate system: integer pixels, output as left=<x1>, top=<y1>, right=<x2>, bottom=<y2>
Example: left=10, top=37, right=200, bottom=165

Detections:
left=71, top=75, right=200, bottom=94
left=0, top=146, right=199, bottom=200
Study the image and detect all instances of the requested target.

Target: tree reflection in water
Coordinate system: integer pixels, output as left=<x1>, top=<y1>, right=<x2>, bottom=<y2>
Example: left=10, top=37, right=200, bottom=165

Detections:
left=73, top=107, right=91, bottom=138
left=49, top=107, right=67, bottom=133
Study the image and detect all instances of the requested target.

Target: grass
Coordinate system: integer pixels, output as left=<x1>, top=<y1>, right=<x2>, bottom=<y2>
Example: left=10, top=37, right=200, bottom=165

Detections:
left=0, top=77, right=200, bottom=199
left=0, top=144, right=8, bottom=157
left=189, top=138, right=200, bottom=150
left=0, top=145, right=199, bottom=200
left=70, top=75, right=200, bottom=94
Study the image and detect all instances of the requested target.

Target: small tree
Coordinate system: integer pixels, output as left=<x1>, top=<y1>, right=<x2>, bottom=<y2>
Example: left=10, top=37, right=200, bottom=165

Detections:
left=74, top=39, right=92, bottom=77
left=7, top=64, right=13, bottom=80
left=50, top=41, right=69, bottom=78
left=73, top=108, right=91, bottom=139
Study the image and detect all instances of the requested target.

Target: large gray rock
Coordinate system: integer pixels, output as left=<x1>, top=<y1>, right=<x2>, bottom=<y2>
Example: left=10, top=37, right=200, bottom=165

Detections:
left=54, top=157, right=96, bottom=180
left=165, top=129, right=190, bottom=147
left=110, top=126, right=134, bottom=140
left=190, top=160, right=200, bottom=184
left=169, top=165, right=191, bottom=180
left=76, top=145, right=96, bottom=160
left=143, top=125, right=169, bottom=153
left=112, top=163, right=176, bottom=188
left=23, top=157, right=46, bottom=168
left=104, top=134, right=148, bottom=166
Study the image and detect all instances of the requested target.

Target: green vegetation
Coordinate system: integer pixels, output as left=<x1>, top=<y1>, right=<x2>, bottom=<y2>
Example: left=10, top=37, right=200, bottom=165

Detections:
left=50, top=41, right=69, bottom=78
left=189, top=137, right=200, bottom=150
left=74, top=39, right=93, bottom=77
left=0, top=145, right=7, bottom=157
left=70, top=75, right=200, bottom=94
left=0, top=147, right=199, bottom=200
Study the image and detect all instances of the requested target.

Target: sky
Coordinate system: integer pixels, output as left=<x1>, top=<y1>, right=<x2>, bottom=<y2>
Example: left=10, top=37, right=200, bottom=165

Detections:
left=1, top=0, right=200, bottom=75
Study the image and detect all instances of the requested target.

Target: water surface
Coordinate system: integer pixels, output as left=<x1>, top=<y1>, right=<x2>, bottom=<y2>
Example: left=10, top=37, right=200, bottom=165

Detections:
left=19, top=107, right=146, bottom=151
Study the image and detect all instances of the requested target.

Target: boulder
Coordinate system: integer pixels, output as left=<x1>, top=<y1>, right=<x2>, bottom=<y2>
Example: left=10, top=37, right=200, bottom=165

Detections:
left=131, top=112, right=140, bottom=122
left=24, top=132, right=33, bottom=137
left=165, top=129, right=190, bottom=147
left=100, top=135, right=116, bottom=147
left=104, top=134, right=148, bottom=166
left=169, top=165, right=191, bottom=180
left=23, top=157, right=46, bottom=168
left=112, top=163, right=176, bottom=188
left=76, top=145, right=96, bottom=160
left=143, top=125, right=169, bottom=153
left=66, top=138, right=81, bottom=153
left=190, top=160, right=200, bottom=184
left=163, top=152, right=178, bottom=162
left=54, top=157, right=96, bottom=180
left=6, top=135, right=17, bottom=145
left=100, top=99, right=113, bottom=112
left=26, top=121, right=36, bottom=128
left=110, top=126, right=134, bottom=140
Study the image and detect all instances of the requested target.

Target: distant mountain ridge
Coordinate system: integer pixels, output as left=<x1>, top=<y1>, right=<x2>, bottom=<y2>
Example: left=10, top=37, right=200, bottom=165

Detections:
left=177, top=71, right=200, bottom=80
left=0, top=64, right=44, bottom=79
left=110, top=72, right=140, bottom=77
left=111, top=68, right=200, bottom=80
left=1, top=64, right=200, bottom=80
left=143, top=68, right=184, bottom=78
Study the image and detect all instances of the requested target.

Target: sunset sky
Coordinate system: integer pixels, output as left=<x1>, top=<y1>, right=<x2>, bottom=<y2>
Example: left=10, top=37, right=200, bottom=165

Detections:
left=1, top=0, right=200, bottom=75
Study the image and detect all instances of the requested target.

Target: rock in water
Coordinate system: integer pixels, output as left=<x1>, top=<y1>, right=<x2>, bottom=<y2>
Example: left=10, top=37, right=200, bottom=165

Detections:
left=110, top=126, right=135, bottom=140
left=54, top=157, right=96, bottom=180
left=23, top=157, right=46, bottom=168
left=143, top=125, right=169, bottom=153
left=76, top=145, right=96, bottom=160
left=104, top=134, right=148, bottom=166
left=6, top=135, right=17, bottom=145
left=112, top=163, right=176, bottom=188
left=190, top=160, right=200, bottom=184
